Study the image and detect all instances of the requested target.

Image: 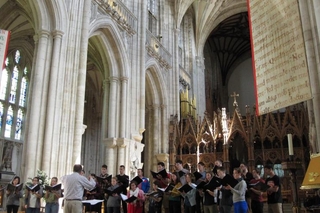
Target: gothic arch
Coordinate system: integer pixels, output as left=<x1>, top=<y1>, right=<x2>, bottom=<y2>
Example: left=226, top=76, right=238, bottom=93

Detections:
left=144, top=60, right=169, bottom=171
left=89, top=17, right=130, bottom=78
left=28, top=0, right=68, bottom=32
left=197, top=2, right=248, bottom=55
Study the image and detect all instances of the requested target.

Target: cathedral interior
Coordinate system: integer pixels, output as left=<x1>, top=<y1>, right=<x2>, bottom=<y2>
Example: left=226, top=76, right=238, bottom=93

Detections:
left=0, top=0, right=320, bottom=210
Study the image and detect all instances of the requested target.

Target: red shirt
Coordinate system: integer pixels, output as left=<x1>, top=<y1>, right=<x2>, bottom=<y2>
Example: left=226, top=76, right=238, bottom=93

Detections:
left=249, top=178, right=265, bottom=202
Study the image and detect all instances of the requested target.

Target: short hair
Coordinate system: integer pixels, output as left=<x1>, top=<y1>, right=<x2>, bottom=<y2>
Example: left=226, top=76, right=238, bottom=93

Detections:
left=264, top=164, right=273, bottom=170
left=120, top=165, right=125, bottom=169
left=138, top=168, right=143, bottom=173
left=215, top=160, right=222, bottom=165
left=233, top=167, right=242, bottom=174
left=73, top=164, right=83, bottom=173
left=175, top=159, right=183, bottom=164
left=198, top=162, right=205, bottom=166
left=252, top=169, right=261, bottom=174
left=157, top=162, right=165, bottom=167
left=101, top=164, right=108, bottom=169
left=217, top=166, right=226, bottom=173
left=51, top=177, right=58, bottom=182
left=111, top=177, right=118, bottom=181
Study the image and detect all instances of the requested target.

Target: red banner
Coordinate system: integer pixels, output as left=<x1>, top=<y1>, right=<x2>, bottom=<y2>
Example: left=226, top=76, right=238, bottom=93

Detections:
left=247, top=0, right=312, bottom=115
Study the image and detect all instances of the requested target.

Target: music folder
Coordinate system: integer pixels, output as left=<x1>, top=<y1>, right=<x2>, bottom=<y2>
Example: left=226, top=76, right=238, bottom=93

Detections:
left=45, top=183, right=61, bottom=191
left=105, top=186, right=123, bottom=196
left=248, top=181, right=270, bottom=192
left=178, top=183, right=196, bottom=193
left=193, top=172, right=203, bottom=181
left=26, top=184, right=40, bottom=192
left=7, top=183, right=23, bottom=192
left=120, top=194, right=137, bottom=203
left=150, top=169, right=168, bottom=179
left=221, top=174, right=238, bottom=188
left=96, top=175, right=112, bottom=184
left=158, top=184, right=174, bottom=192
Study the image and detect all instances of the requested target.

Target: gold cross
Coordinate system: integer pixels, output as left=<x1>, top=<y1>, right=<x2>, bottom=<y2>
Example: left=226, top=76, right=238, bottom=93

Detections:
left=231, top=92, right=239, bottom=106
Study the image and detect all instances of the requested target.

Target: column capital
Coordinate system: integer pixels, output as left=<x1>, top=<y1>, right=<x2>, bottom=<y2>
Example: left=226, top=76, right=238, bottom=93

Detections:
left=120, top=76, right=129, bottom=82
left=117, top=137, right=130, bottom=148
left=109, top=76, right=119, bottom=82
left=103, top=137, right=117, bottom=148
left=52, top=30, right=64, bottom=38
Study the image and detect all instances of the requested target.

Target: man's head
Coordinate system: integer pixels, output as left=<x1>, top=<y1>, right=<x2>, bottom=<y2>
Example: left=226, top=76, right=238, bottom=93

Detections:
left=157, top=162, right=165, bottom=171
left=73, top=164, right=83, bottom=173
left=137, top=169, right=143, bottom=177
left=217, top=166, right=226, bottom=178
left=175, top=159, right=183, bottom=170
left=119, top=165, right=125, bottom=175
left=264, top=164, right=274, bottom=176
left=101, top=164, right=108, bottom=175
left=214, top=160, right=222, bottom=167
left=198, top=162, right=205, bottom=171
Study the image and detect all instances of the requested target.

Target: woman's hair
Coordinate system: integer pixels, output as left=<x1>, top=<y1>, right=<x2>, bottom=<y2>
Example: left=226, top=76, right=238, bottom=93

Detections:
left=171, top=172, right=180, bottom=184
left=185, top=173, right=195, bottom=183
left=51, top=177, right=58, bottom=182
left=11, top=176, right=20, bottom=184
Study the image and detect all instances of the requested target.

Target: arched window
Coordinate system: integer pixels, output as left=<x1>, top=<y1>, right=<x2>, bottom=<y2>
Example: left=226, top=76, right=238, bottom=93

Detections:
left=0, top=50, right=29, bottom=142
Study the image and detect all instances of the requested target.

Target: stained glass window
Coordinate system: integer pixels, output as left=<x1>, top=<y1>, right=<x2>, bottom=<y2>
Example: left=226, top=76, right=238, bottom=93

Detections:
left=0, top=50, right=29, bottom=141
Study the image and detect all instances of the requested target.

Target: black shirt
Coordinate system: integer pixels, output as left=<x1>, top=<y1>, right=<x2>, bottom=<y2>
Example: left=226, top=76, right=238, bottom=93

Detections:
left=266, top=175, right=282, bottom=204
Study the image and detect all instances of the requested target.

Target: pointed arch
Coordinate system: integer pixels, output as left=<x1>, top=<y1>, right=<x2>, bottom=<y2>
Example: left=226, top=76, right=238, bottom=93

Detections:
left=89, top=17, right=130, bottom=78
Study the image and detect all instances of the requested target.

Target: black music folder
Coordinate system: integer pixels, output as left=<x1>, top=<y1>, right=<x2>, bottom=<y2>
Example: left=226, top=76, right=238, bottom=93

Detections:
left=45, top=183, right=61, bottom=191
left=26, top=184, right=40, bottom=192
left=150, top=169, right=168, bottom=179
left=7, top=183, right=23, bottom=192
left=96, top=175, right=112, bottom=184
left=221, top=174, right=238, bottom=188
left=120, top=194, right=137, bottom=203
left=105, top=186, right=123, bottom=196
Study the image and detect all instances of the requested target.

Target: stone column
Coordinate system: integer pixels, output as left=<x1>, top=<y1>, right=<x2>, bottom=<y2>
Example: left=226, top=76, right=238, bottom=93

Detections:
left=117, top=138, right=128, bottom=169
left=299, top=0, right=320, bottom=152
left=173, top=28, right=180, bottom=118
left=153, top=105, right=160, bottom=166
left=42, top=30, right=64, bottom=175
left=139, top=0, right=147, bottom=129
left=104, top=138, right=117, bottom=175
left=108, top=77, right=119, bottom=138
left=161, top=104, right=168, bottom=153
left=73, top=0, right=92, bottom=165
left=120, top=77, right=128, bottom=137
left=23, top=30, right=50, bottom=180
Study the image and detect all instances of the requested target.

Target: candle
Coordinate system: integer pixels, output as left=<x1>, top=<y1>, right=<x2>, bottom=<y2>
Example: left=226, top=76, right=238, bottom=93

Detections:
left=287, top=134, right=293, bottom=155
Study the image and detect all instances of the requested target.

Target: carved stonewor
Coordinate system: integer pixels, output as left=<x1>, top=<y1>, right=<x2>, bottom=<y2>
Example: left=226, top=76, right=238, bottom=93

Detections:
left=169, top=103, right=310, bottom=201
left=1, top=141, right=14, bottom=171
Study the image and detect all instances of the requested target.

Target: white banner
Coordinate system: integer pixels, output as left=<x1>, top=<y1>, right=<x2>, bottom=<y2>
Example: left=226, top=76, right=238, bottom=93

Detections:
left=247, top=0, right=312, bottom=115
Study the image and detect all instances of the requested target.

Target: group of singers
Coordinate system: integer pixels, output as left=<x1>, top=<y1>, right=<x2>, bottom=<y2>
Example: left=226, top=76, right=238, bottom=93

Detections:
left=5, top=160, right=284, bottom=213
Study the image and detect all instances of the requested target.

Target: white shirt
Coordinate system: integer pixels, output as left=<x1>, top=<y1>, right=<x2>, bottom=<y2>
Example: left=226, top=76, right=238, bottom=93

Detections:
left=61, top=172, right=96, bottom=200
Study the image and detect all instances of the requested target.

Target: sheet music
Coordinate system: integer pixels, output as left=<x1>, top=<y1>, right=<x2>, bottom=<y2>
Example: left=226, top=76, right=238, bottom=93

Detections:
left=82, top=199, right=104, bottom=205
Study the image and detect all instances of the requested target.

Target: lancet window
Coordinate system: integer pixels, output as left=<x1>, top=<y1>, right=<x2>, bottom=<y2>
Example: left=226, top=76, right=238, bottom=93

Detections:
left=0, top=50, right=29, bottom=141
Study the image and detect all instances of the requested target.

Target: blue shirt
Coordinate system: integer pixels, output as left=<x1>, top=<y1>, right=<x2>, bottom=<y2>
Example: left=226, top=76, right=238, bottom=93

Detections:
left=139, top=177, right=150, bottom=193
